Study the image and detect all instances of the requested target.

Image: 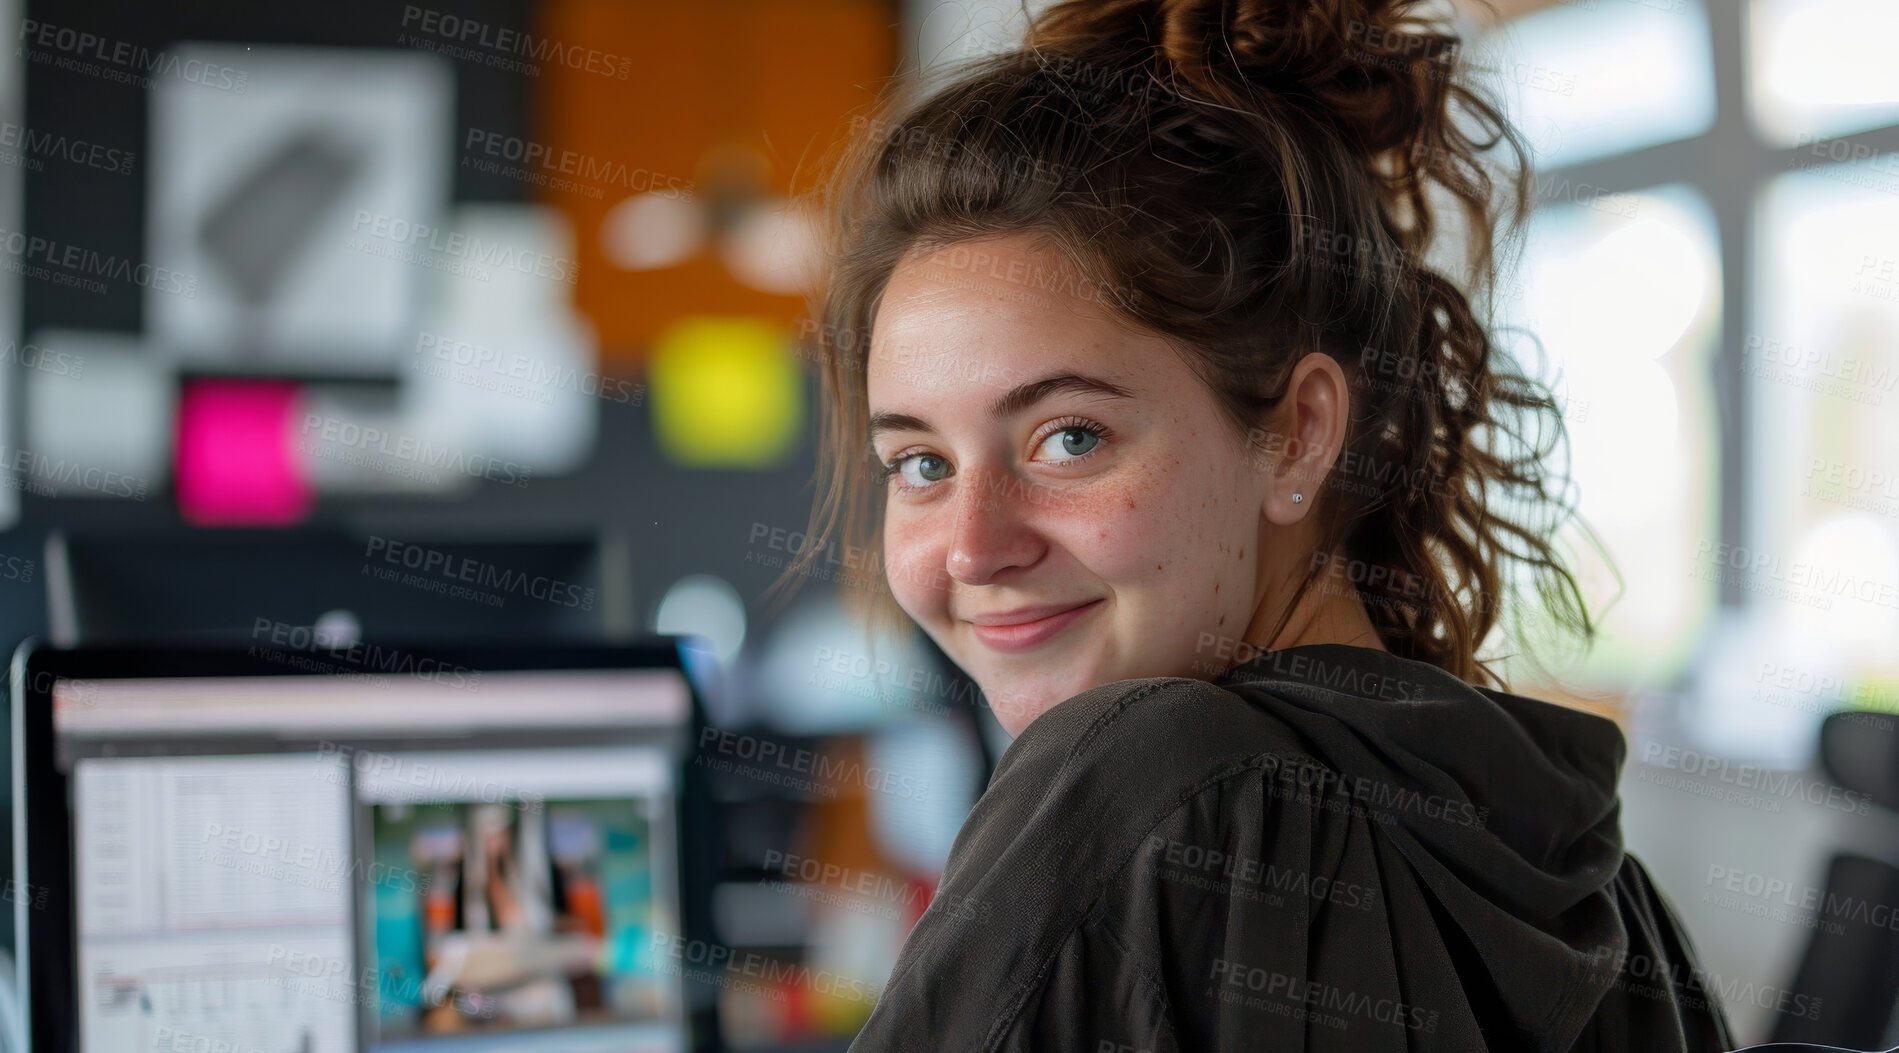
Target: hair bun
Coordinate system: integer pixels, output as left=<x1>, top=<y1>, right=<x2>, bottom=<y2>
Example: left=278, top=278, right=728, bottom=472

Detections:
left=1027, top=0, right=1462, bottom=159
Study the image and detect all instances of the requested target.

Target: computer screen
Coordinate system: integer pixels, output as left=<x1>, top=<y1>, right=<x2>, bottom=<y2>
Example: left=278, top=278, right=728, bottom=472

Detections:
left=46, top=660, right=695, bottom=1053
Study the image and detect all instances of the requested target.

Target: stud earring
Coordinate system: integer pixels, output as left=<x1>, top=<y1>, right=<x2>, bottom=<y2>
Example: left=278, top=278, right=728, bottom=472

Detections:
left=1291, top=492, right=1303, bottom=504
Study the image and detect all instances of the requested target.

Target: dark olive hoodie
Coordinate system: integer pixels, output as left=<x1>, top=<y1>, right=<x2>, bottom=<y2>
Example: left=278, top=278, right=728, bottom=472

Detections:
left=846, top=642, right=1736, bottom=1052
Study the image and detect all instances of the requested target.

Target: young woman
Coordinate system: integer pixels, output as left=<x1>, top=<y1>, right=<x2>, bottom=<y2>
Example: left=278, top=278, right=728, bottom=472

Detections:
left=777, top=0, right=1736, bottom=1048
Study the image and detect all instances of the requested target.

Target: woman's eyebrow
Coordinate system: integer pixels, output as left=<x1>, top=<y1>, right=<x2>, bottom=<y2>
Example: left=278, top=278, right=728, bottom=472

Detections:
left=868, top=371, right=1135, bottom=440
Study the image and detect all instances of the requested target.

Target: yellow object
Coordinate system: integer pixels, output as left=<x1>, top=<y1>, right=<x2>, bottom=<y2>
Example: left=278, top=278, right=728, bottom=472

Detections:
left=810, top=983, right=876, bottom=1035
left=649, top=316, right=803, bottom=468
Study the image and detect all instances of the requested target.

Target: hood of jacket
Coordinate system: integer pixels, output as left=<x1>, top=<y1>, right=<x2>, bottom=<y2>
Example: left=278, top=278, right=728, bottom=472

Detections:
left=1208, top=642, right=1633, bottom=1039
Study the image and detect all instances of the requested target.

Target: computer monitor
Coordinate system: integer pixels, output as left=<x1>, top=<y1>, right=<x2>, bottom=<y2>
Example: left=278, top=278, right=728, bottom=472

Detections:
left=12, top=640, right=718, bottom=1053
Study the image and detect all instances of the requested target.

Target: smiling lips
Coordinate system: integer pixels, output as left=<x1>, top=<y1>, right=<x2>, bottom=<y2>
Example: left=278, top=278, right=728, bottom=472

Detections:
left=967, top=599, right=1104, bottom=653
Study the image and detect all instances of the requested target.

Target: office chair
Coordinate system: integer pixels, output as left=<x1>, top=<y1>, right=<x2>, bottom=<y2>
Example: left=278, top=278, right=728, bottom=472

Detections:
left=1769, top=712, right=1899, bottom=1048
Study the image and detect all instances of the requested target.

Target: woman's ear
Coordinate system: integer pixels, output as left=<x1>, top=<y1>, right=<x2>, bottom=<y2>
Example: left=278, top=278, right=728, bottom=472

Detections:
left=1258, top=351, right=1350, bottom=526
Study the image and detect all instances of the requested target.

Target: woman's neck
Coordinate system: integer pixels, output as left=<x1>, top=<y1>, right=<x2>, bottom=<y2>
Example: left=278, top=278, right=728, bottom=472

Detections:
left=1234, top=550, right=1389, bottom=664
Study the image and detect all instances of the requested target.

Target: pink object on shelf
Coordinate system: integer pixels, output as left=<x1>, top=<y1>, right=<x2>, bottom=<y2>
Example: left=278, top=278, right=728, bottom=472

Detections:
left=175, top=379, right=314, bottom=526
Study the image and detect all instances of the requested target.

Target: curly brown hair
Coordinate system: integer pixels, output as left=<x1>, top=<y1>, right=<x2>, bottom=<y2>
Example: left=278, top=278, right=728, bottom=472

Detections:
left=769, top=0, right=1606, bottom=690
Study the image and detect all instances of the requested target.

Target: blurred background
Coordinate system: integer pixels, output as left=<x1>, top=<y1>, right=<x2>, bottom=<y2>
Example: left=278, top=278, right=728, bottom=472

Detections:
left=0, top=0, right=1896, bottom=1049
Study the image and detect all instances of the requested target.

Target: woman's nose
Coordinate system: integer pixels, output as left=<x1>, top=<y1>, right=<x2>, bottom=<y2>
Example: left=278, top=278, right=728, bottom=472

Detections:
left=944, top=467, right=1044, bottom=586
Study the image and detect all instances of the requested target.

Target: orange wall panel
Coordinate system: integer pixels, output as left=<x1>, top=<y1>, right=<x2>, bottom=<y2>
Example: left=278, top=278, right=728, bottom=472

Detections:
left=535, top=0, right=896, bottom=360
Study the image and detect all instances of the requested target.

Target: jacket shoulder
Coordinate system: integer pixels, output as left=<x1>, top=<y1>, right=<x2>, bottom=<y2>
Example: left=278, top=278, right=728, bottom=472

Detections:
left=1572, top=851, right=1740, bottom=1049
left=1002, top=674, right=1318, bottom=794
left=848, top=676, right=1315, bottom=1052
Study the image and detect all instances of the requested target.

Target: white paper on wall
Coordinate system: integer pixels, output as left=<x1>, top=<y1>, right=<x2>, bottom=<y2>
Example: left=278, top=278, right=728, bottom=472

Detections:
left=146, top=44, right=453, bottom=372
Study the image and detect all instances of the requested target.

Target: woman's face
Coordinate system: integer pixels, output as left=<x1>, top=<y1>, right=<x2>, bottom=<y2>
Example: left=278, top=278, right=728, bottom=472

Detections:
left=866, top=233, right=1290, bottom=736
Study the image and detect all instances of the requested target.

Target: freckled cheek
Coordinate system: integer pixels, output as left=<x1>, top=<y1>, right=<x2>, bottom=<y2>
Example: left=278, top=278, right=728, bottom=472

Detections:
left=1046, top=489, right=1169, bottom=585
left=1080, top=472, right=1237, bottom=616
left=882, top=510, right=950, bottom=623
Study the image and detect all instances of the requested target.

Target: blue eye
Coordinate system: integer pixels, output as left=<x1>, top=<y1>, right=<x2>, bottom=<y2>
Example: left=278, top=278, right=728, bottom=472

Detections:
left=877, top=417, right=1110, bottom=496
left=882, top=453, right=951, bottom=491
left=1037, top=424, right=1104, bottom=462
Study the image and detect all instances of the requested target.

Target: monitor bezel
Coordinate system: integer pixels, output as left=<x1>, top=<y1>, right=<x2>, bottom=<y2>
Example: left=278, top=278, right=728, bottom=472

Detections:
left=11, top=638, right=721, bottom=1053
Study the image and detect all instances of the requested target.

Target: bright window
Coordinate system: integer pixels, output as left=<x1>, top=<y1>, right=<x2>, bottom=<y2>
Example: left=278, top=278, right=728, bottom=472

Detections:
left=1496, top=186, right=1722, bottom=687
left=1472, top=0, right=1716, bottom=168
left=1748, top=0, right=1899, bottom=146
left=1750, top=164, right=1899, bottom=663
